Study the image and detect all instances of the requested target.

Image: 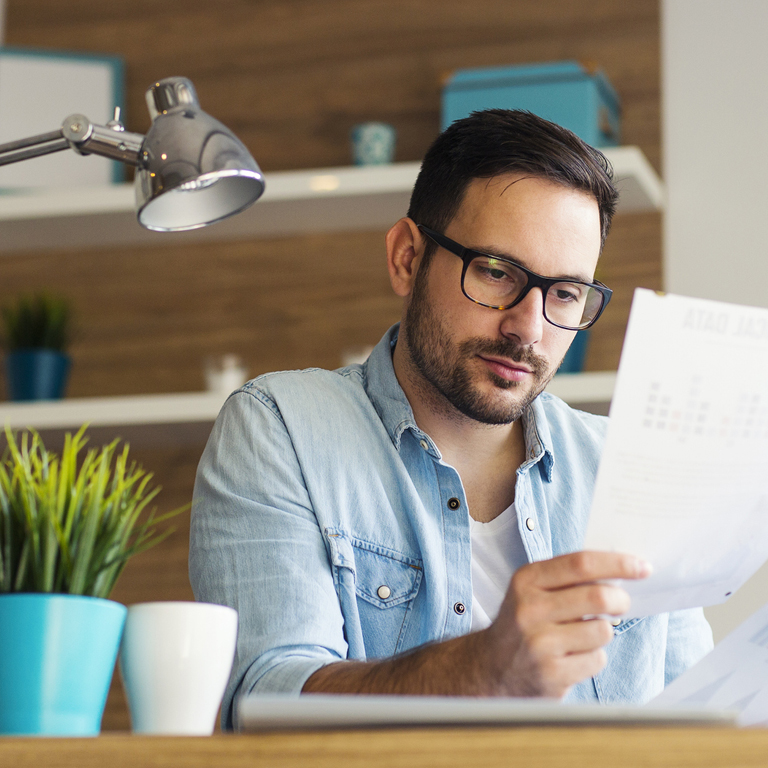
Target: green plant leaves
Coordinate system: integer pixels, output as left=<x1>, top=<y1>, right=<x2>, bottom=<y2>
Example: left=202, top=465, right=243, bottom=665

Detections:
left=1, top=293, right=71, bottom=352
left=0, top=425, right=186, bottom=599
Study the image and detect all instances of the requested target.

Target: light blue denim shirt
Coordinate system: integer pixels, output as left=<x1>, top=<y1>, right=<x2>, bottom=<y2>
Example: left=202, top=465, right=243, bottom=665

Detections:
left=190, top=324, right=713, bottom=730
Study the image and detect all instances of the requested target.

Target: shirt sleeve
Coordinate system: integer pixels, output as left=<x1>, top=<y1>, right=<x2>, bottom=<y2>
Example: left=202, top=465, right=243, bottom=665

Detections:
left=664, top=606, right=714, bottom=687
left=189, top=387, right=348, bottom=730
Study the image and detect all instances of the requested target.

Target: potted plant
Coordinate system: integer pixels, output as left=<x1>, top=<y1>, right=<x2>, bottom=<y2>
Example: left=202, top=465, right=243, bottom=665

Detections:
left=1, top=292, right=72, bottom=401
left=0, top=425, right=181, bottom=736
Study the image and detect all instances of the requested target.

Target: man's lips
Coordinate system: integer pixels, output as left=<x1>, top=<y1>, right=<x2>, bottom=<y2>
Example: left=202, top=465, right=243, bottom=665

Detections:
left=478, top=355, right=533, bottom=382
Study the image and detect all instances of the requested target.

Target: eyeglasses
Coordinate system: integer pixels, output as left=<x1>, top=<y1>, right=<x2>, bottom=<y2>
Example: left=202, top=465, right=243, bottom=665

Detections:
left=417, top=225, right=612, bottom=331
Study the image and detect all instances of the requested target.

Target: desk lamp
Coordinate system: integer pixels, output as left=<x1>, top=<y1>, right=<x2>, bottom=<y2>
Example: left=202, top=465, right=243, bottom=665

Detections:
left=0, top=76, right=265, bottom=231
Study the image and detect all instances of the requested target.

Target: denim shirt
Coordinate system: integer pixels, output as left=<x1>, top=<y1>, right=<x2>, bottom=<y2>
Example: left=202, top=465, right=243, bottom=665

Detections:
left=190, top=324, right=713, bottom=730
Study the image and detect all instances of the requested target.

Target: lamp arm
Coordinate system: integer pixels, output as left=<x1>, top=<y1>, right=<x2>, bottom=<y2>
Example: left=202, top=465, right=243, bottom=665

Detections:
left=0, top=129, right=70, bottom=166
left=0, top=112, right=146, bottom=169
left=62, top=113, right=145, bottom=166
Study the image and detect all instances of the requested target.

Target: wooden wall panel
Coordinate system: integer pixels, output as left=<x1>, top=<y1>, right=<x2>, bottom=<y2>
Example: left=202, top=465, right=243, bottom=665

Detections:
left=0, top=218, right=657, bottom=400
left=1, top=0, right=662, bottom=395
left=1, top=0, right=661, bottom=730
left=586, top=211, right=663, bottom=372
left=5, top=0, right=661, bottom=170
left=0, top=231, right=399, bottom=399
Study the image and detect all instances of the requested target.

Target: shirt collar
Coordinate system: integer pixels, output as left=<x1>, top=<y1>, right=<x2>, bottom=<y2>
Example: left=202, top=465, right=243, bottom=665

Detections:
left=521, top=395, right=556, bottom=481
left=364, top=323, right=422, bottom=451
left=363, top=322, right=556, bottom=480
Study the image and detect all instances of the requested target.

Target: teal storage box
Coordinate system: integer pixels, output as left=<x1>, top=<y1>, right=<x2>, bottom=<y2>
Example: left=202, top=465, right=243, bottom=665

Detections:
left=441, top=60, right=620, bottom=147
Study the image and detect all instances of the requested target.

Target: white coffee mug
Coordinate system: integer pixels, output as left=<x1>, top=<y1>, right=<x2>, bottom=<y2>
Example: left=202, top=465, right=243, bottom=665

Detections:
left=119, top=601, right=238, bottom=735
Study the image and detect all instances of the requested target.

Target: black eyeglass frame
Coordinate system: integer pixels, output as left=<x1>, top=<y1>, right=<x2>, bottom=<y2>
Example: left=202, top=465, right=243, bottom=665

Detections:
left=417, top=224, right=613, bottom=331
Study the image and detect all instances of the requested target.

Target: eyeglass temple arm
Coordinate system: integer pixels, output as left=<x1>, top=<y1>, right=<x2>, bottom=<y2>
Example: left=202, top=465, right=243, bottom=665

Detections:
left=0, top=109, right=145, bottom=168
left=419, top=226, right=470, bottom=259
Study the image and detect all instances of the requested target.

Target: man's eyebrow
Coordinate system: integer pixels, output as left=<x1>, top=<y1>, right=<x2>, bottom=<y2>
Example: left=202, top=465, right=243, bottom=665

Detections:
left=466, top=244, right=594, bottom=284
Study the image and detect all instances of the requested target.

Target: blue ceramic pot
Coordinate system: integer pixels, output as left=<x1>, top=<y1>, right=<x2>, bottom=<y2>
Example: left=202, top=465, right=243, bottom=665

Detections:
left=4, top=349, right=71, bottom=401
left=0, top=594, right=127, bottom=736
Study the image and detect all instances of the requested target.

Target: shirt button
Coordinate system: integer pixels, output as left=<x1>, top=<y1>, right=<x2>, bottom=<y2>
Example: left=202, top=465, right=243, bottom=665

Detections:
left=447, top=497, right=461, bottom=510
left=377, top=585, right=391, bottom=600
left=611, top=618, right=622, bottom=627
left=525, top=517, right=535, bottom=531
left=419, top=439, right=429, bottom=450
left=454, top=602, right=466, bottom=615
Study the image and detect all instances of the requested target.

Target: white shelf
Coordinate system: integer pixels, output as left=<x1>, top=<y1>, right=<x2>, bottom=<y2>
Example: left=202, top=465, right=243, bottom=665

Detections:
left=0, top=147, right=662, bottom=254
left=0, top=371, right=616, bottom=447
left=0, top=391, right=226, bottom=431
left=546, top=371, right=616, bottom=413
left=0, top=391, right=229, bottom=448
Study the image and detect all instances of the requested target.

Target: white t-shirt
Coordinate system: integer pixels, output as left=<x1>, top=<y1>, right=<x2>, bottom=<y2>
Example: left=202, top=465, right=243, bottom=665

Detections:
left=469, top=502, right=530, bottom=631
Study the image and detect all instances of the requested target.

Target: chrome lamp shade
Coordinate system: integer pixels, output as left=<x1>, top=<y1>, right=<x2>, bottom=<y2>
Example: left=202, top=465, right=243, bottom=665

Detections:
left=136, top=78, right=264, bottom=231
left=0, top=76, right=265, bottom=232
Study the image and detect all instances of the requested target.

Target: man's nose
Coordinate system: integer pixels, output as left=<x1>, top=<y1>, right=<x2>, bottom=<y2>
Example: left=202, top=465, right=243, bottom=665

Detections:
left=499, top=287, right=545, bottom=347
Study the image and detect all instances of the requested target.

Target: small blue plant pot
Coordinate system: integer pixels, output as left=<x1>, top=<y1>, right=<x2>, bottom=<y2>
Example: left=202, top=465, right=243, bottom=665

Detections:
left=0, top=594, right=127, bottom=736
left=4, top=349, right=71, bottom=401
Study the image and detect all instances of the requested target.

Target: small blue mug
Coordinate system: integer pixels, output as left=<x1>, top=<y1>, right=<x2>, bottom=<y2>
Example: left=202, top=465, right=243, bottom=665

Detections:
left=351, top=122, right=397, bottom=165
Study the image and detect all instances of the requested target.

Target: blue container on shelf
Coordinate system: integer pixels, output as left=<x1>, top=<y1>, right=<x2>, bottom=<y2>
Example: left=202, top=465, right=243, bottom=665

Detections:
left=0, top=594, right=127, bottom=736
left=4, top=349, right=71, bottom=401
left=442, top=60, right=621, bottom=146
left=558, top=330, right=590, bottom=374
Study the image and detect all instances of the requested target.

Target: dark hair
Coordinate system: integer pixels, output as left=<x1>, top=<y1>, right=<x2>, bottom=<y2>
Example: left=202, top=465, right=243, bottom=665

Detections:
left=407, top=109, right=619, bottom=255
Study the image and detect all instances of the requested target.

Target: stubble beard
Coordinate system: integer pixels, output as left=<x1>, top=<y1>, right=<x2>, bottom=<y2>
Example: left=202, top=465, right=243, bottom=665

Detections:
left=402, top=265, right=557, bottom=426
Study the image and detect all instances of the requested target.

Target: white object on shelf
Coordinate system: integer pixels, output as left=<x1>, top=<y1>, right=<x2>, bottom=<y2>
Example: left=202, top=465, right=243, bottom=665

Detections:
left=0, top=147, right=661, bottom=254
left=204, top=354, right=248, bottom=396
left=0, top=371, right=616, bottom=435
left=0, top=50, right=123, bottom=189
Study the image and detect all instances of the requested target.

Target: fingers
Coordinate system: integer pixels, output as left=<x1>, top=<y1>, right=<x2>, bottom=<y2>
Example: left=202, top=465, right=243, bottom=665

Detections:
left=534, top=648, right=609, bottom=699
left=491, top=619, right=612, bottom=699
left=515, top=550, right=652, bottom=592
left=485, top=550, right=649, bottom=698
left=515, top=581, right=631, bottom=627
left=525, top=620, right=614, bottom=697
left=528, top=617, right=615, bottom=657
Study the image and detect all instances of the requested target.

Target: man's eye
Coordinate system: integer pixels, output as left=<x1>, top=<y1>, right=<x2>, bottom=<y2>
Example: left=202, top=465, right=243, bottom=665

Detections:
left=551, top=284, right=584, bottom=303
left=475, top=258, right=514, bottom=281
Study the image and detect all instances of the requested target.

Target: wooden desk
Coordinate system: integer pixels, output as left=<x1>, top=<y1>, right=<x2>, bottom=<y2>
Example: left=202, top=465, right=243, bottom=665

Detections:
left=0, top=727, right=766, bottom=768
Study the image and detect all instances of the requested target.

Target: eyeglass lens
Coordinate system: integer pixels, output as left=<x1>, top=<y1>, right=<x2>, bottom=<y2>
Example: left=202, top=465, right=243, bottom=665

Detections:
left=464, top=256, right=604, bottom=330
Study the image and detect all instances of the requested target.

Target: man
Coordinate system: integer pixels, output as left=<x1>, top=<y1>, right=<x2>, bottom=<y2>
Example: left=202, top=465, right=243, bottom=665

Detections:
left=190, top=109, right=713, bottom=730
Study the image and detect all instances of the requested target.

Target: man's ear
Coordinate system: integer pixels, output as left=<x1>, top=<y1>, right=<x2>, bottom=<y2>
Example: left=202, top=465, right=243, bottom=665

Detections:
left=386, top=218, right=424, bottom=298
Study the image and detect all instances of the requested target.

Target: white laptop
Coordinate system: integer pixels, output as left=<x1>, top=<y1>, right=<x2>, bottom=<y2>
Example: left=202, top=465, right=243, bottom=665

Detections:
left=239, top=694, right=737, bottom=732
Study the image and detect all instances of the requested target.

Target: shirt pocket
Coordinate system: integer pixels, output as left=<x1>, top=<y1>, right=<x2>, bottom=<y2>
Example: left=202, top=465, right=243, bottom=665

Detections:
left=325, top=529, right=422, bottom=660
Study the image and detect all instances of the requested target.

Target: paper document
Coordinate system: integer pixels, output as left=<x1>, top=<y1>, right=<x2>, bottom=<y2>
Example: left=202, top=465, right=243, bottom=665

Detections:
left=651, top=600, right=768, bottom=726
left=583, top=289, right=768, bottom=617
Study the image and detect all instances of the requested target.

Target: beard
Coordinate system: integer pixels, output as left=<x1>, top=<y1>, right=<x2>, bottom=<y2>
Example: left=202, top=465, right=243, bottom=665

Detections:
left=402, top=263, right=557, bottom=425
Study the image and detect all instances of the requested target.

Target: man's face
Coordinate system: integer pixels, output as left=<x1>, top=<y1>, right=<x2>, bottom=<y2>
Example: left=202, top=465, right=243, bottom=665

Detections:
left=402, top=173, right=602, bottom=425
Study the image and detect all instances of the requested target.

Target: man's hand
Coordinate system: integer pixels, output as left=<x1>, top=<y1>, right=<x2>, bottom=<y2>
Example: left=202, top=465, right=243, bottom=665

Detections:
left=302, top=550, right=650, bottom=697
left=482, top=551, right=651, bottom=699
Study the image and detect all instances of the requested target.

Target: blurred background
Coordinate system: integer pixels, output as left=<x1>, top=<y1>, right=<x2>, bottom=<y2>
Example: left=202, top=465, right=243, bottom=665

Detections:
left=0, top=0, right=664, bottom=729
left=0, top=0, right=662, bottom=397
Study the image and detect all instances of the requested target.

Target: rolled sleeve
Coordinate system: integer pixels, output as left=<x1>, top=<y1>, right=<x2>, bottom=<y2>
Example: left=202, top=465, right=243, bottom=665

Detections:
left=189, top=386, right=347, bottom=730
